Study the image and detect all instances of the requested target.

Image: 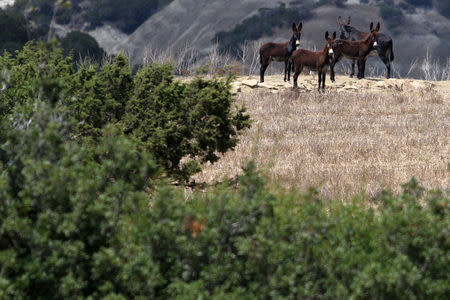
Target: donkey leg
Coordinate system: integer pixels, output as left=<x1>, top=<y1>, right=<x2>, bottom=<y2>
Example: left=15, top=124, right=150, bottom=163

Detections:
left=381, top=56, right=391, bottom=79
left=317, top=72, right=322, bottom=91
left=357, top=60, right=363, bottom=79
left=287, top=61, right=292, bottom=82
left=330, top=62, right=336, bottom=82
left=350, top=60, right=355, bottom=78
left=284, top=59, right=288, bottom=82
left=260, top=63, right=269, bottom=83
left=321, top=72, right=326, bottom=91
left=293, top=66, right=302, bottom=88
left=362, top=59, right=367, bottom=78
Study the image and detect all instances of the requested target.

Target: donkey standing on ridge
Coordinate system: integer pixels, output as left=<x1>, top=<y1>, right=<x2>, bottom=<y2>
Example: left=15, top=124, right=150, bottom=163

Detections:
left=290, top=31, right=336, bottom=91
left=337, top=16, right=394, bottom=79
left=329, top=23, right=379, bottom=82
left=259, top=22, right=302, bottom=83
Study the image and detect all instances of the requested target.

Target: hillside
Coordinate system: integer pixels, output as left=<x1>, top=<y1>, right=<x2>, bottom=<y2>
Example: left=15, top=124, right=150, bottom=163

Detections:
left=113, top=0, right=293, bottom=64
left=112, top=0, right=450, bottom=77
left=1, top=1, right=449, bottom=77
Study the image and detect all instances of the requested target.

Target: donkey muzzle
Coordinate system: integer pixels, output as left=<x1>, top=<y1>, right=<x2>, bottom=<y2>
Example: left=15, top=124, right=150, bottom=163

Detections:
left=328, top=48, right=334, bottom=54
left=296, top=40, right=300, bottom=46
left=373, top=41, right=378, bottom=48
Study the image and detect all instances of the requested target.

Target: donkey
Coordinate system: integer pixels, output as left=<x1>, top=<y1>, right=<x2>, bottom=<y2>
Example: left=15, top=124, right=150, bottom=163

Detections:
left=329, top=23, right=379, bottom=82
left=337, top=16, right=394, bottom=79
left=290, top=31, right=336, bottom=91
left=259, top=22, right=302, bottom=83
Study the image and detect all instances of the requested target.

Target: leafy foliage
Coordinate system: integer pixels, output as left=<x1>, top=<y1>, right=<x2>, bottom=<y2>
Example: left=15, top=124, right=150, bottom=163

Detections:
left=0, top=9, right=29, bottom=54
left=0, top=40, right=448, bottom=299
left=123, top=64, right=251, bottom=181
left=1, top=42, right=250, bottom=181
left=404, top=0, right=432, bottom=7
left=379, top=3, right=404, bottom=24
left=0, top=101, right=161, bottom=298
left=60, top=31, right=105, bottom=65
left=437, top=0, right=450, bottom=18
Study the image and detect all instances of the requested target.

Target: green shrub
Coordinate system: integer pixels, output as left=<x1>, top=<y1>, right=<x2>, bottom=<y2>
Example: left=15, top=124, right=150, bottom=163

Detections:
left=1, top=43, right=250, bottom=182
left=404, top=0, right=432, bottom=7
left=437, top=0, right=450, bottom=18
left=60, top=31, right=105, bottom=64
left=1, top=41, right=448, bottom=299
left=0, top=10, right=28, bottom=54
left=0, top=41, right=73, bottom=118
left=0, top=100, right=161, bottom=298
left=379, top=3, right=404, bottom=23
left=123, top=63, right=251, bottom=181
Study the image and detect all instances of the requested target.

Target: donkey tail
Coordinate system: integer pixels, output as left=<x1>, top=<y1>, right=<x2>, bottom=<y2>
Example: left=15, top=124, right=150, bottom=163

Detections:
left=390, top=46, right=394, bottom=62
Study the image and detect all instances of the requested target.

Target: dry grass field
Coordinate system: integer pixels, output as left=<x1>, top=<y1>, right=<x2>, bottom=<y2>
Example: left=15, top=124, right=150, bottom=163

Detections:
left=192, top=74, right=450, bottom=199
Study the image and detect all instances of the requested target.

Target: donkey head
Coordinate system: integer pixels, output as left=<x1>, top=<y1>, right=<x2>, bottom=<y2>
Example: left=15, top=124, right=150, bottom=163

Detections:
left=324, top=31, right=337, bottom=60
left=291, top=22, right=303, bottom=47
left=337, top=16, right=352, bottom=40
left=368, top=22, right=380, bottom=48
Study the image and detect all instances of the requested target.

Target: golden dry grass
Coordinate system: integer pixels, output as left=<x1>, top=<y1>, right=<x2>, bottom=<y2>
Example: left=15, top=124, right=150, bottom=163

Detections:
left=192, top=75, right=450, bottom=199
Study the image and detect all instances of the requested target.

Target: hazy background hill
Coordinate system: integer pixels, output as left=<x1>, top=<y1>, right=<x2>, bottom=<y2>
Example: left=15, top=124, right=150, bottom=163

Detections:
left=113, top=0, right=450, bottom=77
left=1, top=0, right=449, bottom=77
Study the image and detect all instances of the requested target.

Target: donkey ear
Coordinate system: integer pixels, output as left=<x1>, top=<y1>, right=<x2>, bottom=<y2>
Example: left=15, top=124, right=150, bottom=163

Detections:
left=325, top=31, right=329, bottom=40
left=370, top=22, right=373, bottom=31
left=338, top=16, right=342, bottom=24
left=375, top=22, right=380, bottom=31
left=333, top=31, right=337, bottom=39
left=292, top=22, right=297, bottom=31
left=298, top=22, right=302, bottom=31
left=347, top=16, right=351, bottom=25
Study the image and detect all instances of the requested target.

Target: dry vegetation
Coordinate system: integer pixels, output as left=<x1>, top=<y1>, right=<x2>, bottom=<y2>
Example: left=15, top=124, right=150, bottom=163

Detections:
left=192, top=75, right=450, bottom=199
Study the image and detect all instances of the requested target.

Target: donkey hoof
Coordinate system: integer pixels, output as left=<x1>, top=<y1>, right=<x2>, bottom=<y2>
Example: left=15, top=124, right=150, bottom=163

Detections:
left=349, top=75, right=354, bottom=78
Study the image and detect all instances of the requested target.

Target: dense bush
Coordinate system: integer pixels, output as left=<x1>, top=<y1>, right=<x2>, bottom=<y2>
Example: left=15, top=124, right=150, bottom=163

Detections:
left=404, top=0, right=432, bottom=7
left=437, top=0, right=450, bottom=18
left=1, top=42, right=250, bottom=181
left=60, top=31, right=105, bottom=65
left=0, top=41, right=448, bottom=299
left=123, top=64, right=250, bottom=181
left=0, top=10, right=29, bottom=54
left=379, top=3, right=404, bottom=23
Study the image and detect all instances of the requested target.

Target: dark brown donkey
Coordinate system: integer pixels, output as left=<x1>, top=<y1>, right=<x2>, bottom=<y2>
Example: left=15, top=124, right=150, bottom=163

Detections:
left=259, top=22, right=302, bottom=83
left=337, top=16, right=394, bottom=79
left=290, top=31, right=336, bottom=91
left=329, top=23, right=379, bottom=82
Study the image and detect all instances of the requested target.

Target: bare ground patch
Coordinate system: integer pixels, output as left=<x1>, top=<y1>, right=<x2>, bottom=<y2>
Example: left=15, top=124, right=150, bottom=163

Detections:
left=192, top=75, right=450, bottom=199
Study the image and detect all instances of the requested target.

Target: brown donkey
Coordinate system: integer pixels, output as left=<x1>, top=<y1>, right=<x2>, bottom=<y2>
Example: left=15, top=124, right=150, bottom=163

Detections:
left=329, top=23, right=380, bottom=81
left=337, top=16, right=394, bottom=79
left=259, top=22, right=302, bottom=83
left=290, top=31, right=336, bottom=91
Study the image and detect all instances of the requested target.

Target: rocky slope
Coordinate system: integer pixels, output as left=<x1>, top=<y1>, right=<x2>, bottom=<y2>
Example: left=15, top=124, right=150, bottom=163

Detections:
left=109, top=0, right=450, bottom=77
left=113, top=0, right=292, bottom=65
